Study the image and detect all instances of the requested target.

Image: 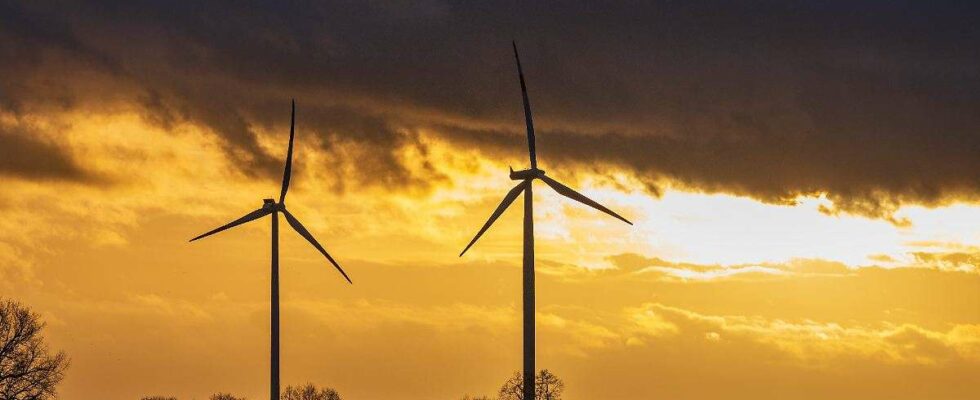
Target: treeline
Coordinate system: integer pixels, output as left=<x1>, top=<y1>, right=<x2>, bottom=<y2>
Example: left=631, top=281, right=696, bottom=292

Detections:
left=140, top=371, right=565, bottom=400
left=141, top=383, right=341, bottom=400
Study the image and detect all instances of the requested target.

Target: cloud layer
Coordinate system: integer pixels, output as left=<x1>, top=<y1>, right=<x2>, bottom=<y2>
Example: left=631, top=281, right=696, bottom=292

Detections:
left=3, top=1, right=980, bottom=221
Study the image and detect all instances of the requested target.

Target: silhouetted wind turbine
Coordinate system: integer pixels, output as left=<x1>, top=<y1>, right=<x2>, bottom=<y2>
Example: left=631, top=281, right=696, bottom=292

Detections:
left=189, top=100, right=351, bottom=400
left=459, top=42, right=633, bottom=400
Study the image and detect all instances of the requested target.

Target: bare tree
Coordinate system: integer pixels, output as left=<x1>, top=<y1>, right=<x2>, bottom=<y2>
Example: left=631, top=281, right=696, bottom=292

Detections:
left=534, top=370, right=563, bottom=400
left=0, top=299, right=69, bottom=400
left=280, top=383, right=341, bottom=400
left=210, top=393, right=246, bottom=400
left=498, top=372, right=523, bottom=400
left=498, top=370, right=564, bottom=400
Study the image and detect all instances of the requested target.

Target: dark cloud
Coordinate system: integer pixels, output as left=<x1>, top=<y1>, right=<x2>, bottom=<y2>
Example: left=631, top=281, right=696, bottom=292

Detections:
left=2, top=1, right=980, bottom=219
left=0, top=125, right=91, bottom=181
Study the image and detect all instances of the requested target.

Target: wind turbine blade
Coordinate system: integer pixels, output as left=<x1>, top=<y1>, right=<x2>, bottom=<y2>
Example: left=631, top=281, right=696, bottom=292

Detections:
left=512, top=41, right=537, bottom=169
left=540, top=175, right=633, bottom=225
left=281, top=208, right=352, bottom=284
left=459, top=180, right=529, bottom=257
left=279, top=99, right=296, bottom=204
left=189, top=207, right=272, bottom=242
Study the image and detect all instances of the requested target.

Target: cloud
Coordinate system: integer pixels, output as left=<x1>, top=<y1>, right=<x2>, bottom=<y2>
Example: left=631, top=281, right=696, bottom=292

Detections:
left=605, top=250, right=980, bottom=283
left=911, top=251, right=980, bottom=273
left=626, top=303, right=980, bottom=365
left=3, top=1, right=980, bottom=222
left=0, top=121, right=92, bottom=181
left=603, top=254, right=854, bottom=282
left=649, top=265, right=788, bottom=281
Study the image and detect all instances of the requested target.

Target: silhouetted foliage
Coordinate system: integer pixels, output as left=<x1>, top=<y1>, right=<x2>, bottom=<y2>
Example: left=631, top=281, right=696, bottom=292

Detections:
left=459, top=395, right=493, bottom=400
left=0, top=299, right=69, bottom=400
left=280, top=383, right=341, bottom=400
left=210, top=393, right=246, bottom=400
left=497, top=370, right=564, bottom=400
left=140, top=393, right=245, bottom=400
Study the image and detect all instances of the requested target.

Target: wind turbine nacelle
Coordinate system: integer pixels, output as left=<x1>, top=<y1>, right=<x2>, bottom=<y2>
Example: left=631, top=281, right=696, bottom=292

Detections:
left=509, top=167, right=545, bottom=180
left=262, top=199, right=281, bottom=210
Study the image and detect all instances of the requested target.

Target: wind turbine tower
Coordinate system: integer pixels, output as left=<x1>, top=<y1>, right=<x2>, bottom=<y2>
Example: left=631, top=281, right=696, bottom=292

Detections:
left=459, top=43, right=632, bottom=400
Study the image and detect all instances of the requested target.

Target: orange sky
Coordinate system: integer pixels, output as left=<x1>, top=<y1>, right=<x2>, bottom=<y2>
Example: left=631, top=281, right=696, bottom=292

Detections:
left=2, top=110, right=979, bottom=399
left=3, top=2, right=980, bottom=399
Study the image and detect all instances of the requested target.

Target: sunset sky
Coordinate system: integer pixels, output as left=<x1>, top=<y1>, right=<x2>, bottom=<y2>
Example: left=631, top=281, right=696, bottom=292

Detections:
left=2, top=1, right=980, bottom=399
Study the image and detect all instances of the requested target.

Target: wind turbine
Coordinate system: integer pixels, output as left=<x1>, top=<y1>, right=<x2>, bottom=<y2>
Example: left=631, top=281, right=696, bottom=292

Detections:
left=459, top=42, right=633, bottom=400
left=189, top=100, right=351, bottom=400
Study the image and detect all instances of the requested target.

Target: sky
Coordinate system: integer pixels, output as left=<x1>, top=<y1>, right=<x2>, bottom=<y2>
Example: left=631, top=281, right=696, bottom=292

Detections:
left=2, top=1, right=980, bottom=399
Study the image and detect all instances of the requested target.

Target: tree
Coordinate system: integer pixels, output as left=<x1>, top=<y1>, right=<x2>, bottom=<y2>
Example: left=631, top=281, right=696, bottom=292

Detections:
left=280, top=383, right=341, bottom=400
left=210, top=393, right=246, bottom=400
left=534, top=370, right=563, bottom=400
left=0, top=299, right=69, bottom=400
left=498, top=370, right=564, bottom=400
left=140, top=397, right=177, bottom=400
